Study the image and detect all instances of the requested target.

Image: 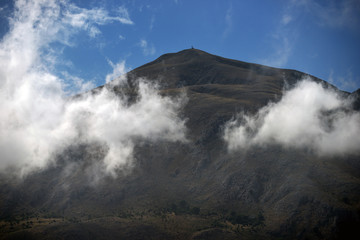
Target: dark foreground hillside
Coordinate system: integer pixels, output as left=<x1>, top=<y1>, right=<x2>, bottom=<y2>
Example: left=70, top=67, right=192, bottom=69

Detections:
left=1, top=49, right=360, bottom=240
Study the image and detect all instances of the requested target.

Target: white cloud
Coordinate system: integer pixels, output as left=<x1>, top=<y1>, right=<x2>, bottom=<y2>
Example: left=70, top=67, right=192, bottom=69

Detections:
left=88, top=26, right=101, bottom=38
left=0, top=0, right=186, bottom=178
left=57, top=81, right=187, bottom=177
left=140, top=39, right=156, bottom=56
left=63, top=3, right=134, bottom=38
left=105, top=59, right=128, bottom=84
left=223, top=79, right=360, bottom=156
left=117, top=6, right=134, bottom=25
left=61, top=71, right=96, bottom=93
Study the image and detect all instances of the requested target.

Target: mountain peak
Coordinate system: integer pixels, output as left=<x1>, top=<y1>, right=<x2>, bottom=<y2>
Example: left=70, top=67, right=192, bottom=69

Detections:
left=146, top=48, right=215, bottom=67
left=126, top=48, right=323, bottom=91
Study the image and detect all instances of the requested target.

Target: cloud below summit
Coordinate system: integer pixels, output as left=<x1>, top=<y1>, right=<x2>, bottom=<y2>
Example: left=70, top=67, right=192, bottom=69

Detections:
left=0, top=0, right=186, bottom=178
left=223, top=79, right=360, bottom=156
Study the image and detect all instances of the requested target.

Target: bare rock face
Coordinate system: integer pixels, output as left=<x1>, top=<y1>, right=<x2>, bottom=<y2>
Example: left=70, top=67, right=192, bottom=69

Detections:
left=1, top=49, right=359, bottom=240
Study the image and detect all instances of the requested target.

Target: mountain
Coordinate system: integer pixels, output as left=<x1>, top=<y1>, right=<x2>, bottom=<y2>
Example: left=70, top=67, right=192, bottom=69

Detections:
left=351, top=89, right=360, bottom=111
left=1, top=49, right=359, bottom=240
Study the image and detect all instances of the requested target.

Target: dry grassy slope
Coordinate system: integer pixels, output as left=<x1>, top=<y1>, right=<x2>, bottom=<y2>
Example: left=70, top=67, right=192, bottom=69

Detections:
left=1, top=49, right=359, bottom=240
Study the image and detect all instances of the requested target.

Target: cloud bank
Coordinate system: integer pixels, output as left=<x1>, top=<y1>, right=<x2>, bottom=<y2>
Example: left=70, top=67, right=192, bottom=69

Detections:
left=0, top=0, right=186, bottom=178
left=223, top=79, right=360, bottom=156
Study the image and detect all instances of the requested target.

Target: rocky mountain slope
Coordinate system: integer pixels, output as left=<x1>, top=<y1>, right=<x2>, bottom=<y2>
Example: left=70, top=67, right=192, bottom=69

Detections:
left=1, top=49, right=359, bottom=240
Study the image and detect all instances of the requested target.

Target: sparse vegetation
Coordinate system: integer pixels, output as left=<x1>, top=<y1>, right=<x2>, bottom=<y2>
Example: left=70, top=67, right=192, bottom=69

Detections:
left=166, top=200, right=201, bottom=215
left=226, top=211, right=265, bottom=226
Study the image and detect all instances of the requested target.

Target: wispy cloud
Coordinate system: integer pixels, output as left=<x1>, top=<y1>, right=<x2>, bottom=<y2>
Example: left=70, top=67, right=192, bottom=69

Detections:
left=149, top=15, right=155, bottom=31
left=61, top=71, right=96, bottom=93
left=260, top=37, right=292, bottom=68
left=281, top=14, right=292, bottom=25
left=260, top=0, right=360, bottom=68
left=105, top=59, right=128, bottom=83
left=140, top=39, right=156, bottom=56
left=117, top=6, right=134, bottom=25
left=63, top=4, right=134, bottom=38
left=222, top=3, right=233, bottom=39
left=288, top=0, right=360, bottom=31
left=328, top=69, right=360, bottom=92
left=259, top=3, right=295, bottom=67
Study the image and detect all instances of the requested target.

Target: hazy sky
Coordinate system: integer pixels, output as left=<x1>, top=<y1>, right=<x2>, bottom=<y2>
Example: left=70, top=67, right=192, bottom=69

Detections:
left=1, top=0, right=359, bottom=92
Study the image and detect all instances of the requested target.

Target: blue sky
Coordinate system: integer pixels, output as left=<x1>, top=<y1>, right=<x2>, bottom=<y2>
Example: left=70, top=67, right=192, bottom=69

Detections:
left=1, top=0, right=359, bottom=92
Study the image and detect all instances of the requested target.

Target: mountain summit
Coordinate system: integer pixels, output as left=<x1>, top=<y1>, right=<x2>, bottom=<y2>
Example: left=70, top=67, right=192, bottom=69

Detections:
left=127, top=48, right=323, bottom=88
left=1, top=49, right=359, bottom=240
